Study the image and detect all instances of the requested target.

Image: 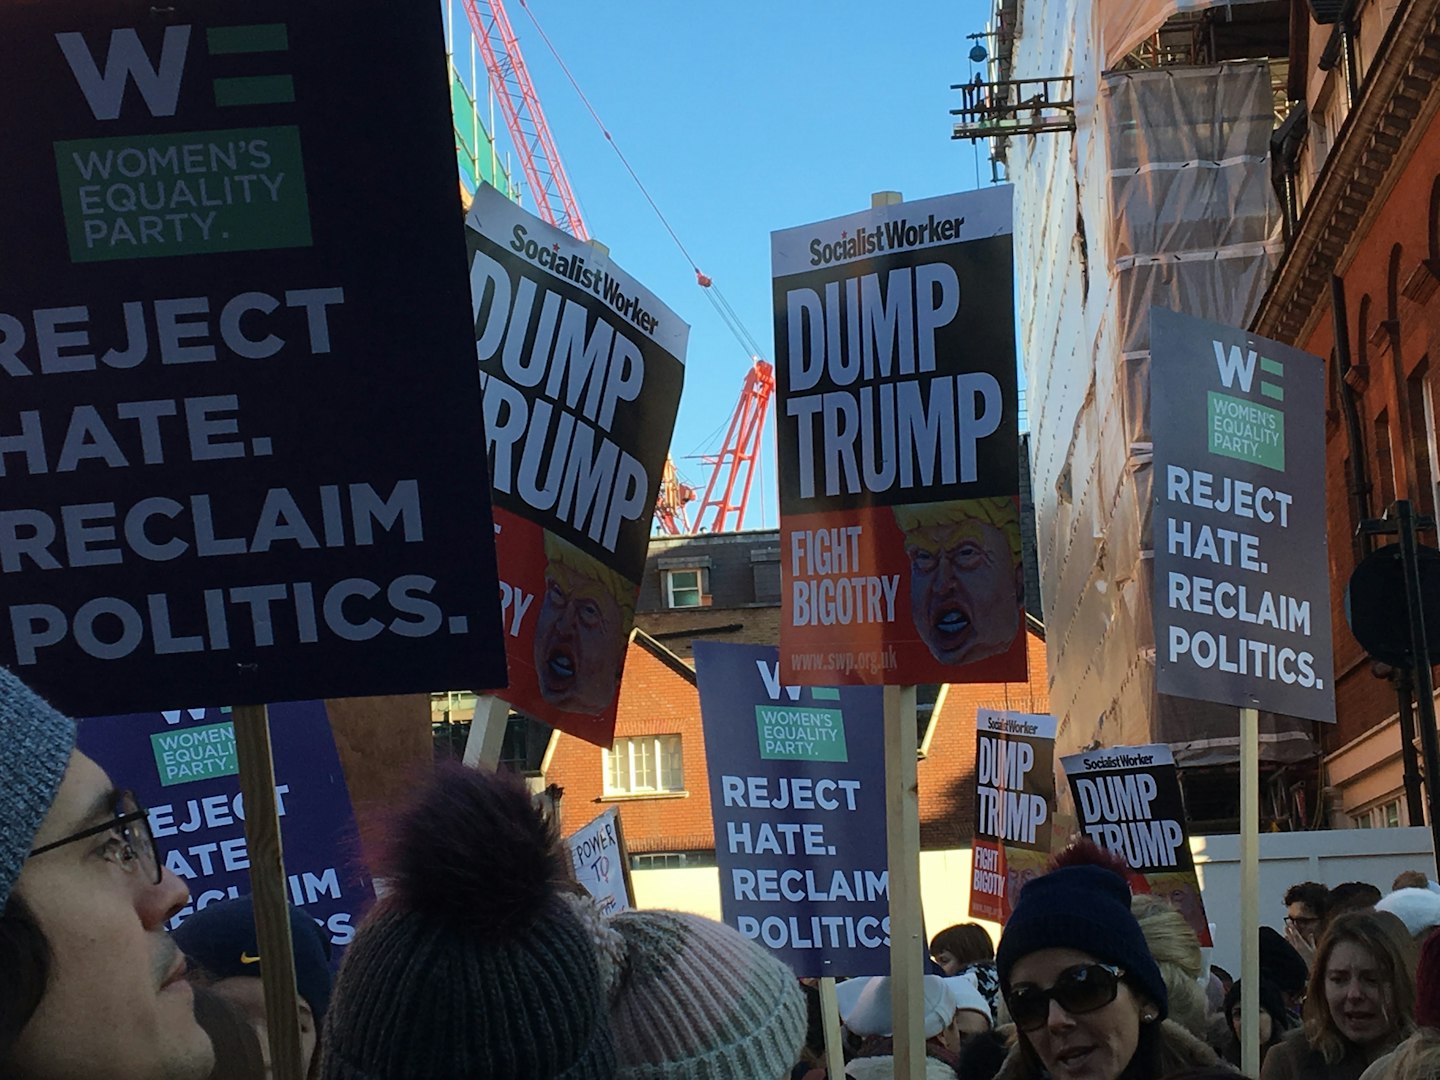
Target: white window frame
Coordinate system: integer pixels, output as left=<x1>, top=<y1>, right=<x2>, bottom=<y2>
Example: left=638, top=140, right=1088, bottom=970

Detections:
left=663, top=567, right=708, bottom=609
left=603, top=735, right=684, bottom=796
left=1353, top=796, right=1405, bottom=830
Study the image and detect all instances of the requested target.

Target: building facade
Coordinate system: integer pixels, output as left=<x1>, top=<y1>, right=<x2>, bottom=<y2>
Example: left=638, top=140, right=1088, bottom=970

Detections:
left=1000, top=0, right=1330, bottom=828
left=1252, top=0, right=1440, bottom=829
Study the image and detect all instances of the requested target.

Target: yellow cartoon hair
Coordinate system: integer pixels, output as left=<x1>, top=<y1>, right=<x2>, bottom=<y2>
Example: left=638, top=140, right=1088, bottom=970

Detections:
left=892, top=497, right=1022, bottom=563
left=542, top=532, right=637, bottom=621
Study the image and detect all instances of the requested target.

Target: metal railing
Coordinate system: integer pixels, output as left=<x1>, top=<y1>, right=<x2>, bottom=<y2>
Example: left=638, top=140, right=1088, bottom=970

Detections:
left=950, top=75, right=1077, bottom=141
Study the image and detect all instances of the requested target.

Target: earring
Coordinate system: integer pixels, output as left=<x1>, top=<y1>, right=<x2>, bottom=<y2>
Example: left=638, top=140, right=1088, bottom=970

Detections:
left=1141, top=1010, right=1158, bottom=1023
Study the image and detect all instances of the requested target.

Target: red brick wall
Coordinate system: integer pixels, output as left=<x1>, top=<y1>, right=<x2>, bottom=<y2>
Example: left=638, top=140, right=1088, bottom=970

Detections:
left=1297, top=119, right=1440, bottom=751
left=547, top=638, right=716, bottom=853
left=549, top=627, right=1052, bottom=855
left=918, top=629, right=1052, bottom=848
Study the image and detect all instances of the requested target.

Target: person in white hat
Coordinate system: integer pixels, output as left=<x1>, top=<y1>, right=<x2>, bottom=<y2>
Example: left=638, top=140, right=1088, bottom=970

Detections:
left=839, top=973, right=982, bottom=1078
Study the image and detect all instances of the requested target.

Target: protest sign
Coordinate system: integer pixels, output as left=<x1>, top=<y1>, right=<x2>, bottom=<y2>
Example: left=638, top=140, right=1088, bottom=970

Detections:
left=969, top=709, right=1057, bottom=923
left=1061, top=743, right=1211, bottom=945
left=0, top=2, right=507, bottom=715
left=466, top=185, right=687, bottom=748
left=695, top=641, right=889, bottom=976
left=77, top=700, right=374, bottom=962
left=567, top=806, right=632, bottom=915
left=1151, top=308, right=1335, bottom=722
left=772, top=187, right=1023, bottom=687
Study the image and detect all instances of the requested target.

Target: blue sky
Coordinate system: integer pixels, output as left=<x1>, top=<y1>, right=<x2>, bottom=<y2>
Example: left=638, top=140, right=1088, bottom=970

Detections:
left=451, top=0, right=997, bottom=529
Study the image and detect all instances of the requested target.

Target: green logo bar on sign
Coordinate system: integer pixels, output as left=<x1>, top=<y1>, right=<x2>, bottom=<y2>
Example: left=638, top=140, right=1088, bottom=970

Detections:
left=150, top=721, right=239, bottom=786
left=1207, top=390, right=1284, bottom=471
left=754, top=705, right=848, bottom=762
left=54, top=125, right=312, bottom=262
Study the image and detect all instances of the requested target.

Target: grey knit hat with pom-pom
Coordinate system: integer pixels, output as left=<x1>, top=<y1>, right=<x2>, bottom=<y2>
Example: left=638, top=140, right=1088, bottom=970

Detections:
left=587, top=907, right=807, bottom=1080
left=318, top=763, right=614, bottom=1080
left=0, top=668, right=76, bottom=908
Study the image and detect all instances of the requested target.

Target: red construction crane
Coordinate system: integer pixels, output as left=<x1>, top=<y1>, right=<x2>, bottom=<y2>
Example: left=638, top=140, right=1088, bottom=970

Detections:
left=464, top=1, right=771, bottom=534
left=460, top=0, right=587, bottom=240
left=654, top=358, right=774, bottom=536
left=691, top=359, right=774, bottom=533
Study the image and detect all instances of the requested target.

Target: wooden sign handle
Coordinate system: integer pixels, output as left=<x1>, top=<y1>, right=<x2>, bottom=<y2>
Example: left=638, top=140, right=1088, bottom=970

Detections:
left=233, top=703, right=305, bottom=1080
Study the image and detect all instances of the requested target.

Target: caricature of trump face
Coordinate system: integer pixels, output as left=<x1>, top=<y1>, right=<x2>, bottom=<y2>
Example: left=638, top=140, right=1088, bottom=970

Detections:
left=898, top=499, right=1023, bottom=667
left=533, top=540, right=631, bottom=715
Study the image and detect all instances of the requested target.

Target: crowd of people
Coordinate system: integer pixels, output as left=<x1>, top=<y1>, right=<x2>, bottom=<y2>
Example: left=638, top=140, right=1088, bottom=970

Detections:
left=5, top=662, right=1440, bottom=1079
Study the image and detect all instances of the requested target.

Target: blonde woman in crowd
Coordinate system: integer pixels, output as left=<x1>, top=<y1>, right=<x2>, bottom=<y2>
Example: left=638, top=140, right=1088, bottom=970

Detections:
left=1261, top=912, right=1415, bottom=1080
left=1132, top=894, right=1210, bottom=1040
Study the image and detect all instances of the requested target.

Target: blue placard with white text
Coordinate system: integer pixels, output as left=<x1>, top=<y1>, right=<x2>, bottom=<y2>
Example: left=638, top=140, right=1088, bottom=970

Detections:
left=695, top=641, right=889, bottom=977
left=77, top=700, right=373, bottom=968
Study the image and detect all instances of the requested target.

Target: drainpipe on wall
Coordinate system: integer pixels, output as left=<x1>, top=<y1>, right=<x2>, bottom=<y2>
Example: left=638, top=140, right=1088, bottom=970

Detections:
left=1332, top=274, right=1372, bottom=526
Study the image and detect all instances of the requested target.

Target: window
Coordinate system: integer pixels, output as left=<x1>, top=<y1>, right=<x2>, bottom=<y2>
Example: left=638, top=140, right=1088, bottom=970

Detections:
left=1353, top=798, right=1404, bottom=829
left=630, top=851, right=717, bottom=870
left=1380, top=799, right=1403, bottom=828
left=604, top=735, right=684, bottom=795
left=664, top=568, right=709, bottom=608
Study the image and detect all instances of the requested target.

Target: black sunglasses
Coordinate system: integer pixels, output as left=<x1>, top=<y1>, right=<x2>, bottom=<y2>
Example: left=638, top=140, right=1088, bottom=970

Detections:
left=1007, top=963, right=1126, bottom=1031
left=29, top=790, right=163, bottom=886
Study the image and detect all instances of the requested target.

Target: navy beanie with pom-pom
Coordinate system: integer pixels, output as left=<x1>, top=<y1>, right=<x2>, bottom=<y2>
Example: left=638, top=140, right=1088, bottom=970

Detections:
left=318, top=763, right=615, bottom=1080
left=995, top=863, right=1169, bottom=1019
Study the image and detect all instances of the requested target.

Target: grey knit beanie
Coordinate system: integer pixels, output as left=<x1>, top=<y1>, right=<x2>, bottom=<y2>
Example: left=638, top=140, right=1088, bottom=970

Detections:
left=318, top=763, right=614, bottom=1080
left=0, top=668, right=76, bottom=908
left=597, top=909, right=807, bottom=1080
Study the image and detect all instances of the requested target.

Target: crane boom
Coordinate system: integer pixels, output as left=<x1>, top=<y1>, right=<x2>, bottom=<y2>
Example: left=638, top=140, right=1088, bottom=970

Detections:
left=693, top=359, right=774, bottom=533
left=461, top=0, right=588, bottom=240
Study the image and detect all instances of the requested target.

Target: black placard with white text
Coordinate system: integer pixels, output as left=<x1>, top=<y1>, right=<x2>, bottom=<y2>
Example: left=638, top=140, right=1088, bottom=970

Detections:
left=466, top=186, right=686, bottom=747
left=1151, top=309, right=1335, bottom=722
left=0, top=3, right=507, bottom=712
left=1061, top=743, right=1212, bottom=946
left=773, top=188, right=1025, bottom=687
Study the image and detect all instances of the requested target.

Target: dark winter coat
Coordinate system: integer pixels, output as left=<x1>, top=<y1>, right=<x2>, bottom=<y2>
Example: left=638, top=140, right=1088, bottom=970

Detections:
left=1258, top=1026, right=1403, bottom=1080
left=993, top=1018, right=1232, bottom=1080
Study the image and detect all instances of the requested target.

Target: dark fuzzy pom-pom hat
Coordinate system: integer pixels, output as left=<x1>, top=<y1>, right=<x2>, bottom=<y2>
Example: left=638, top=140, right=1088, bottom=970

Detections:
left=318, top=763, right=615, bottom=1080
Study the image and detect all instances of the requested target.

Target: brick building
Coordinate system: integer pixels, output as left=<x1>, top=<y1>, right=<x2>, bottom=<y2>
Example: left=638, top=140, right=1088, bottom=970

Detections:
left=544, top=449, right=1052, bottom=865
left=545, top=630, right=716, bottom=859
left=543, top=617, right=1053, bottom=867
left=1251, top=0, right=1440, bottom=829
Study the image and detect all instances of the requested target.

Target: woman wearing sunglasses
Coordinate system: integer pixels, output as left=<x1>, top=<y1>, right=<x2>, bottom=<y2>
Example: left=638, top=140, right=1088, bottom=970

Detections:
left=1259, top=912, right=1414, bottom=1080
left=991, top=854, right=1224, bottom=1079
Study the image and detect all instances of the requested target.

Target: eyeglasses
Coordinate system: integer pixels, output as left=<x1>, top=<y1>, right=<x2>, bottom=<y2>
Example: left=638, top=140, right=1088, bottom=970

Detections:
left=1284, top=915, right=1321, bottom=929
left=29, top=790, right=162, bottom=886
left=1006, top=963, right=1126, bottom=1032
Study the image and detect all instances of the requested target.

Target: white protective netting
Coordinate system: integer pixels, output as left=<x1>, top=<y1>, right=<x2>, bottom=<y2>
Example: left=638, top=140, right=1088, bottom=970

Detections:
left=1099, top=0, right=1278, bottom=68
left=1104, top=60, right=1316, bottom=765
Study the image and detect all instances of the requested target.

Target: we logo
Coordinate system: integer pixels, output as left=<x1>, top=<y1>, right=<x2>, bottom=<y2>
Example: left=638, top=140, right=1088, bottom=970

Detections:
left=753, top=659, right=847, bottom=762
left=755, top=659, right=840, bottom=704
left=56, top=23, right=294, bottom=122
left=1212, top=339, right=1285, bottom=403
left=57, top=26, right=190, bottom=120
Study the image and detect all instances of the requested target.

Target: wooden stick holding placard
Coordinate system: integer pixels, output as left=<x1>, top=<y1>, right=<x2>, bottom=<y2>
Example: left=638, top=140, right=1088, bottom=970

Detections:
left=884, top=684, right=926, bottom=1080
left=1240, top=707, right=1260, bottom=1079
left=819, top=976, right=846, bottom=1080
left=462, top=694, right=511, bottom=770
left=610, top=804, right=639, bottom=911
left=866, top=186, right=925, bottom=1080
left=232, top=704, right=305, bottom=1080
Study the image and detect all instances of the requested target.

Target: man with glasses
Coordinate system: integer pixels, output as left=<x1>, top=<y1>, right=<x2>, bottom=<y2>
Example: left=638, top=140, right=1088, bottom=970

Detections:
left=0, top=668, right=215, bottom=1080
left=1283, top=880, right=1329, bottom=970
